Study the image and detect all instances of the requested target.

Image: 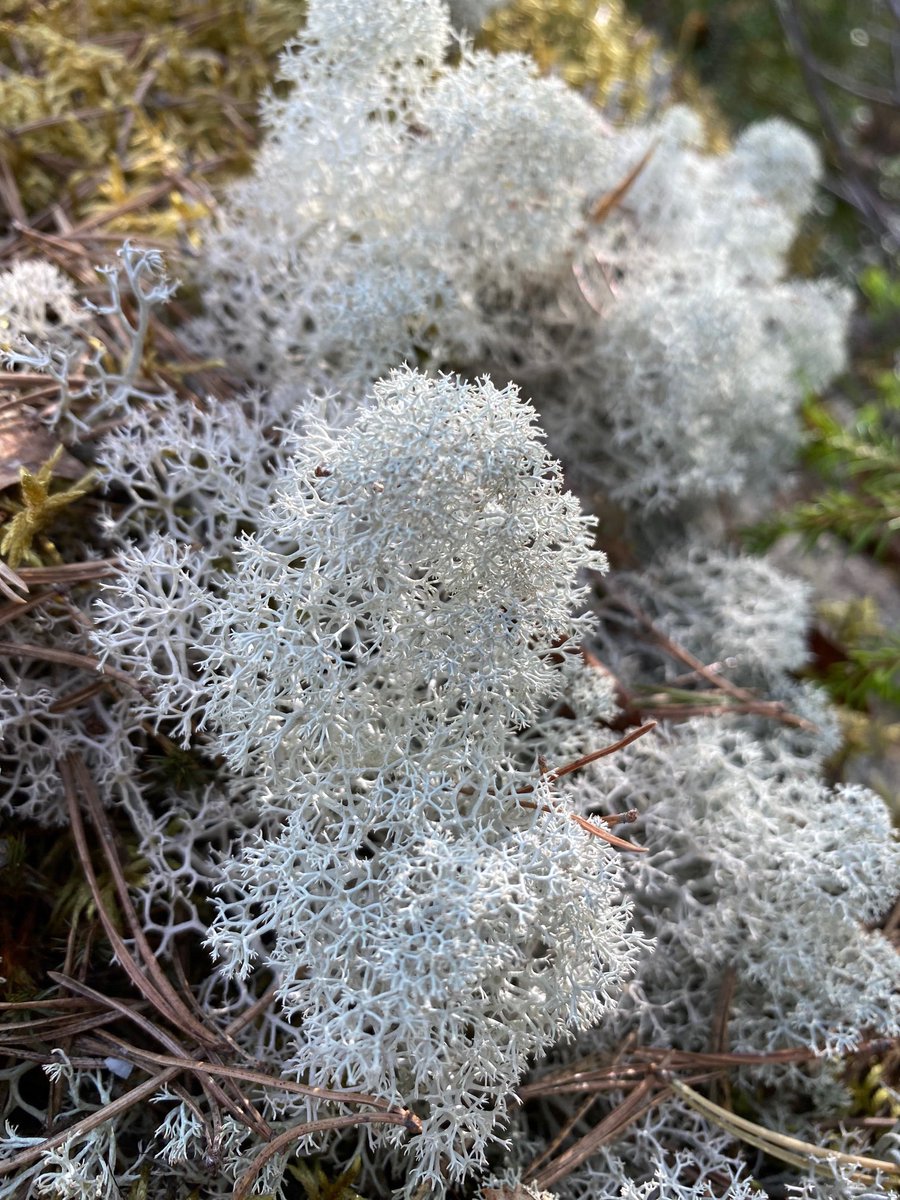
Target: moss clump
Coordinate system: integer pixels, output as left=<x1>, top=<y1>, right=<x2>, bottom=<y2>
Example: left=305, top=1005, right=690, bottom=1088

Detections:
left=0, top=0, right=304, bottom=236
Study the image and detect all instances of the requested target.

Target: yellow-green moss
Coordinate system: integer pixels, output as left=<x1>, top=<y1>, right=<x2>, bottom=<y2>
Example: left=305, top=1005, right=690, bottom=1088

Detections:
left=0, top=0, right=304, bottom=235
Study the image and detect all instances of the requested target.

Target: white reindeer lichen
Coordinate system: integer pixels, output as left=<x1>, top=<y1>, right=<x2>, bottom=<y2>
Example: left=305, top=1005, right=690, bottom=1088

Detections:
left=195, top=367, right=644, bottom=1189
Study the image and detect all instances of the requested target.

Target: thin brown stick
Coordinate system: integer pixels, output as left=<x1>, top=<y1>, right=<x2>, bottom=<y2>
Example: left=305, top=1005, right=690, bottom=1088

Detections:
left=590, top=143, right=656, bottom=222
left=517, top=1039, right=865, bottom=1102
left=0, top=1010, right=121, bottom=1042
left=632, top=1043, right=900, bottom=1070
left=0, top=589, right=62, bottom=628
left=0, top=371, right=90, bottom=386
left=0, top=557, right=28, bottom=602
left=0, top=997, right=98, bottom=1011
left=88, top=1034, right=416, bottom=1113
left=116, top=58, right=162, bottom=159
left=0, top=980, right=286, bottom=1180
left=232, top=1111, right=422, bottom=1200
left=49, top=911, right=84, bottom=1124
left=0, top=1067, right=182, bottom=1181
left=709, top=967, right=736, bottom=1058
left=602, top=808, right=639, bottom=828
left=0, top=152, right=27, bottom=226
left=15, top=559, right=118, bottom=584
left=708, top=965, right=736, bottom=1108
left=47, top=981, right=266, bottom=1143
left=774, top=0, right=896, bottom=245
left=69, top=753, right=224, bottom=1051
left=58, top=750, right=258, bottom=1147
left=519, top=1072, right=647, bottom=1100
left=638, top=701, right=807, bottom=724
left=1, top=640, right=150, bottom=696
left=0, top=1047, right=111, bottom=1071
left=60, top=755, right=189, bottom=1028
left=48, top=678, right=110, bottom=712
left=47, top=973, right=211, bottom=1067
left=227, top=977, right=280, bottom=1037
left=516, top=798, right=647, bottom=853
left=5, top=94, right=257, bottom=138
left=69, top=158, right=230, bottom=234
left=64, top=758, right=273, bottom=1137
left=883, top=893, right=900, bottom=938
left=169, top=943, right=246, bottom=1060
left=545, top=721, right=657, bottom=781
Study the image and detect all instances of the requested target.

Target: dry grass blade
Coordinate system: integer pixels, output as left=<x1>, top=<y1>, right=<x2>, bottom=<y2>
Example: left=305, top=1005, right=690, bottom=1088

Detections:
left=667, top=1075, right=900, bottom=1186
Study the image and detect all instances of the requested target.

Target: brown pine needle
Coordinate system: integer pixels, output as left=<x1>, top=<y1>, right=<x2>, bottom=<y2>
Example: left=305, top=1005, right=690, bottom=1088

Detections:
left=0, top=557, right=28, bottom=602
left=528, top=1077, right=665, bottom=1190
left=512, top=723, right=657, bottom=852
left=233, top=1111, right=422, bottom=1200
left=545, top=720, right=657, bottom=781
left=590, top=143, right=657, bottom=222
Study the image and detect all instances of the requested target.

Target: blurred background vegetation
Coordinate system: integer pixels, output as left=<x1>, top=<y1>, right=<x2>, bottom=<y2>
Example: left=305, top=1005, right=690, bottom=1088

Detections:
left=626, top=0, right=900, bottom=267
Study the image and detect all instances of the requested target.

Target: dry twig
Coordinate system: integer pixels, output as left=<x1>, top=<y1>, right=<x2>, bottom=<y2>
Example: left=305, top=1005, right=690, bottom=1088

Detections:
left=596, top=581, right=818, bottom=733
